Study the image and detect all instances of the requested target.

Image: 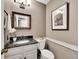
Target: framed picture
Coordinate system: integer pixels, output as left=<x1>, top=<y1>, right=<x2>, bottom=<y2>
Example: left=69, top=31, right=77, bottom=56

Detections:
left=51, top=3, right=69, bottom=30
left=4, top=10, right=8, bottom=29
left=12, top=12, right=31, bottom=29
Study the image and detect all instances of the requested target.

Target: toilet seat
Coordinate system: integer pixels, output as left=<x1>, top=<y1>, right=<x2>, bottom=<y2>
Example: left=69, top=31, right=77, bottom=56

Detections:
left=40, top=49, right=54, bottom=59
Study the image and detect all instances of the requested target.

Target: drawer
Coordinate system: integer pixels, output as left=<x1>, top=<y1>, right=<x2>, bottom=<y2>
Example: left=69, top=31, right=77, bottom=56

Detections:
left=22, top=44, right=38, bottom=52
left=5, top=47, right=22, bottom=57
left=23, top=50, right=37, bottom=55
left=5, top=54, right=22, bottom=59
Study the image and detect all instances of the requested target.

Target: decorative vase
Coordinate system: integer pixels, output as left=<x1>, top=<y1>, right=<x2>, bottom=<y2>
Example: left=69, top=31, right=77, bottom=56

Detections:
left=13, top=37, right=17, bottom=42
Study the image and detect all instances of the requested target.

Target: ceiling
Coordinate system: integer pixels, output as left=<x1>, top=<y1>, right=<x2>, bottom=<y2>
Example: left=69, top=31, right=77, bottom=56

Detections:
left=36, top=0, right=50, bottom=5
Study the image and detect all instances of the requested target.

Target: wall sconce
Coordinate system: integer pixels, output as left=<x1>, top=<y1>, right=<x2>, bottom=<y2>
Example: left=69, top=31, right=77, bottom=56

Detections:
left=14, top=0, right=31, bottom=9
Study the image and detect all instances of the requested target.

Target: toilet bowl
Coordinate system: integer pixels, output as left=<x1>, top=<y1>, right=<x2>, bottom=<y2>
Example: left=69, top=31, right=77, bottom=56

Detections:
left=40, top=49, right=54, bottom=59
left=36, top=38, right=55, bottom=59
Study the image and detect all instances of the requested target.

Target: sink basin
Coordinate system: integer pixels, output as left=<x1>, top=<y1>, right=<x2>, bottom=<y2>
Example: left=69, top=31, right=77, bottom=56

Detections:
left=13, top=40, right=30, bottom=45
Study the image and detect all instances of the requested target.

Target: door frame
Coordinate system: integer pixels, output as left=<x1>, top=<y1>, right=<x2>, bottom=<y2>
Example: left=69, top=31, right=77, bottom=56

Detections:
left=1, top=0, right=4, bottom=59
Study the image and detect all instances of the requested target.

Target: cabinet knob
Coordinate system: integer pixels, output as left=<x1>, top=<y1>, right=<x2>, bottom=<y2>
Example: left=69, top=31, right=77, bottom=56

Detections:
left=24, top=57, right=26, bottom=59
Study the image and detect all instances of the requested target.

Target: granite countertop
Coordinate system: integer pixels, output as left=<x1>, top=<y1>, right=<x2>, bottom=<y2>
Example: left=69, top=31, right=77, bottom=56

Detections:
left=5, top=39, right=38, bottom=49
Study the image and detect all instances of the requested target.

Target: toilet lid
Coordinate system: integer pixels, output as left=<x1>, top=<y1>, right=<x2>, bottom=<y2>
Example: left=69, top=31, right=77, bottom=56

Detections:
left=40, top=49, right=54, bottom=59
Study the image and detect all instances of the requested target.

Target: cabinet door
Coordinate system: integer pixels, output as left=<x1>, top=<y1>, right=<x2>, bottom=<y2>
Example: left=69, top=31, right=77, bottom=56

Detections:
left=23, top=53, right=37, bottom=59
left=27, top=53, right=37, bottom=59
left=23, top=50, right=37, bottom=59
left=5, top=54, right=22, bottom=59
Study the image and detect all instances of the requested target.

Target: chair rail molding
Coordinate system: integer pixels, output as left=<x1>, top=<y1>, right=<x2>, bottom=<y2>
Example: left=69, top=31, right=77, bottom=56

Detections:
left=45, top=37, right=78, bottom=52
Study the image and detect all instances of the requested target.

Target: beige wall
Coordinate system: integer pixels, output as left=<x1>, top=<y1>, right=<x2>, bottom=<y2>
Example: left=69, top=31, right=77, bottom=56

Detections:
left=46, top=0, right=78, bottom=46
left=46, top=0, right=78, bottom=59
left=4, top=0, right=46, bottom=38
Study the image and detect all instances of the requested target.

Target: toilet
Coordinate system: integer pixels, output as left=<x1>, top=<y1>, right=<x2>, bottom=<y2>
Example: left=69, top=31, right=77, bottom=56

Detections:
left=36, top=38, right=54, bottom=59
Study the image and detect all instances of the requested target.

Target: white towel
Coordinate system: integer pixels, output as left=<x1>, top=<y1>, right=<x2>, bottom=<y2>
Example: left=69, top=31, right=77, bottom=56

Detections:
left=7, top=14, right=12, bottom=32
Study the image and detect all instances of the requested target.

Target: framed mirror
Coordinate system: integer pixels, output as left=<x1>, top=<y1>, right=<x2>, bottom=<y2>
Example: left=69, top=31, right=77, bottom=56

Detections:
left=12, top=11, right=31, bottom=29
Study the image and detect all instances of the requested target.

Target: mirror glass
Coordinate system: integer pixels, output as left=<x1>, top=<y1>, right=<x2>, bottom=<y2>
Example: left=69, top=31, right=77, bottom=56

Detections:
left=12, top=12, right=31, bottom=29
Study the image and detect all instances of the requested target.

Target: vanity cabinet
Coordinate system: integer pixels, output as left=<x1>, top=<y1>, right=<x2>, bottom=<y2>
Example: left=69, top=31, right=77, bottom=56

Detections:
left=5, top=44, right=38, bottom=59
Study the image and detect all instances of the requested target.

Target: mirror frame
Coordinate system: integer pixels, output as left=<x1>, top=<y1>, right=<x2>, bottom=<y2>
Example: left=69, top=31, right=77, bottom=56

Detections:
left=12, top=11, right=31, bottom=29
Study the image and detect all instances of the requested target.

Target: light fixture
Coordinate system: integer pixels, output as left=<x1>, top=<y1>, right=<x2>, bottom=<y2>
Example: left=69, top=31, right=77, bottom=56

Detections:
left=14, top=0, right=31, bottom=9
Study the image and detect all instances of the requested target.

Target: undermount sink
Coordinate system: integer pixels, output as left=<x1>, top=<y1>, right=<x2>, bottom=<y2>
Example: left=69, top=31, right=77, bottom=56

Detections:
left=13, top=40, right=30, bottom=45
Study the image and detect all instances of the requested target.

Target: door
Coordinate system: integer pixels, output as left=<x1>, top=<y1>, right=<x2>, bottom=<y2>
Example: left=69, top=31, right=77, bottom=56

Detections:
left=1, top=0, right=4, bottom=59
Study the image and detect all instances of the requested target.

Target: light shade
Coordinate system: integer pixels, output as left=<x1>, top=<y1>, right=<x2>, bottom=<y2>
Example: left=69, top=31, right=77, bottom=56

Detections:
left=14, top=0, right=31, bottom=9
left=14, top=0, right=31, bottom=6
left=15, top=0, right=26, bottom=4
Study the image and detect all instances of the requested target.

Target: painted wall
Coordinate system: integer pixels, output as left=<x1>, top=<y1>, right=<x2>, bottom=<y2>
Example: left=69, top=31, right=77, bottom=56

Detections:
left=4, top=0, right=46, bottom=38
left=46, top=0, right=78, bottom=59
left=46, top=0, right=78, bottom=46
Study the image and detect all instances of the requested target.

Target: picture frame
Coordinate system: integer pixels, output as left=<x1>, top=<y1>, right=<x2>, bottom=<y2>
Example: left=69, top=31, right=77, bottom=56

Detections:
left=51, top=2, right=69, bottom=30
left=4, top=10, right=8, bottom=29
left=12, top=12, right=31, bottom=29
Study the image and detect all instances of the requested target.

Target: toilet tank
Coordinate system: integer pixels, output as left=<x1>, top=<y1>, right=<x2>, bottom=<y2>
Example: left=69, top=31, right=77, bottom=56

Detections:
left=36, top=38, right=46, bottom=50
